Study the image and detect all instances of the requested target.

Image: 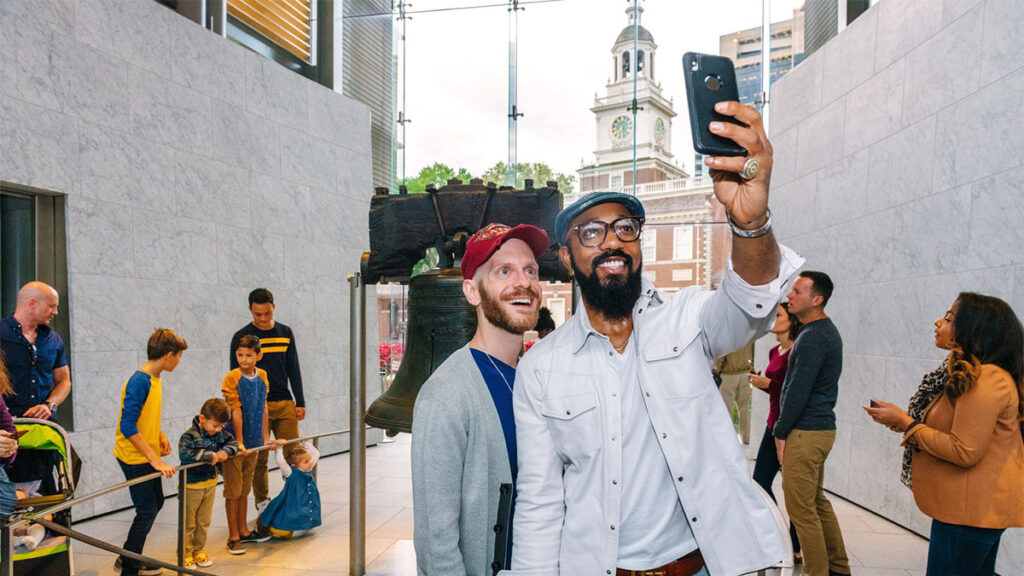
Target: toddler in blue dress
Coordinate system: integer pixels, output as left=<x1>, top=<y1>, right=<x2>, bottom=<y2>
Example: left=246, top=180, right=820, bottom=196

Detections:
left=257, top=441, right=321, bottom=537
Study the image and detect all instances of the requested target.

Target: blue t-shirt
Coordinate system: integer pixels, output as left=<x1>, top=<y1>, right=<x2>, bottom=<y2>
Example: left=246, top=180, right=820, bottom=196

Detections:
left=227, top=372, right=267, bottom=450
left=470, top=349, right=517, bottom=480
left=470, top=348, right=518, bottom=569
left=0, top=316, right=67, bottom=416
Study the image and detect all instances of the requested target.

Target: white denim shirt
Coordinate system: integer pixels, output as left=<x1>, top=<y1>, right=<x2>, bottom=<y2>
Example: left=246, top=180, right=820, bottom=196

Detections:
left=506, top=245, right=803, bottom=576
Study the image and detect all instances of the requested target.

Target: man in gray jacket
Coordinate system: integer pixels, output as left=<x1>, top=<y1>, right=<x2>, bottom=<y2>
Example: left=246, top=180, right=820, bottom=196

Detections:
left=412, top=222, right=549, bottom=576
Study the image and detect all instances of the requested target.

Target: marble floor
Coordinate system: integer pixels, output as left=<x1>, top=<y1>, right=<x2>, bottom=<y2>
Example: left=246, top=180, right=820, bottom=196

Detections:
left=67, top=434, right=929, bottom=576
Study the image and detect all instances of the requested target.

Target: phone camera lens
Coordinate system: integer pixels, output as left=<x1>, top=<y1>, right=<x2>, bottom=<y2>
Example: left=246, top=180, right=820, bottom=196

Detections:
left=690, top=58, right=698, bottom=72
left=704, top=75, right=721, bottom=91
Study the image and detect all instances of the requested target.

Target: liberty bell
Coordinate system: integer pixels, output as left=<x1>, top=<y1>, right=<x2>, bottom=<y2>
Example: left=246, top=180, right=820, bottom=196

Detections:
left=360, top=179, right=565, bottom=436
left=364, top=267, right=477, bottom=436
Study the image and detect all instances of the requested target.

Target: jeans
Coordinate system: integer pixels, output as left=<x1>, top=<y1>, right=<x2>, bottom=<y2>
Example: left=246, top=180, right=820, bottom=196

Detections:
left=751, top=426, right=801, bottom=553
left=927, top=519, right=1004, bottom=576
left=118, top=459, right=165, bottom=576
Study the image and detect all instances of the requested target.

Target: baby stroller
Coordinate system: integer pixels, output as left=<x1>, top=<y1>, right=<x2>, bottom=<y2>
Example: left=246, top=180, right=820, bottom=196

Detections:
left=4, top=418, right=77, bottom=576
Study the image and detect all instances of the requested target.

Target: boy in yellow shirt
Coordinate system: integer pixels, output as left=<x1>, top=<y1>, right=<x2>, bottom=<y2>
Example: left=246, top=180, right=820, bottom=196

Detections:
left=113, top=328, right=187, bottom=576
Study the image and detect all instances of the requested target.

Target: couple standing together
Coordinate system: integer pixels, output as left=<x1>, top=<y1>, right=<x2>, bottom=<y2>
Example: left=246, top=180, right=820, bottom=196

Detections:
left=411, top=101, right=808, bottom=576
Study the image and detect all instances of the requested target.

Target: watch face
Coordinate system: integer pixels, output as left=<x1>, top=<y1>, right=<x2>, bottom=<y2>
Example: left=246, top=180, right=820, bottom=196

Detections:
left=654, top=118, right=665, bottom=143
left=611, top=115, right=632, bottom=140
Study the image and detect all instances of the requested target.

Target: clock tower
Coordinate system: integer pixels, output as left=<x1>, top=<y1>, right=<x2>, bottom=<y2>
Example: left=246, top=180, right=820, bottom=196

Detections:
left=579, top=0, right=688, bottom=194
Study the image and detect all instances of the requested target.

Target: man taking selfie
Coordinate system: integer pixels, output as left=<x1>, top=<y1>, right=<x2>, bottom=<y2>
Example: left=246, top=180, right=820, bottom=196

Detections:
left=508, top=100, right=803, bottom=576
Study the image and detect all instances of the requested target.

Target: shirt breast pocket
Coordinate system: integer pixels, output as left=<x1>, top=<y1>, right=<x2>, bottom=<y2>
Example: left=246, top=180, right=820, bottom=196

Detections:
left=643, top=326, right=710, bottom=398
left=541, top=391, right=601, bottom=459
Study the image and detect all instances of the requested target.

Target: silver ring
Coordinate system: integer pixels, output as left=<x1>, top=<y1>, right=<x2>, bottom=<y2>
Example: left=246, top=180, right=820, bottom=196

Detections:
left=741, top=157, right=760, bottom=180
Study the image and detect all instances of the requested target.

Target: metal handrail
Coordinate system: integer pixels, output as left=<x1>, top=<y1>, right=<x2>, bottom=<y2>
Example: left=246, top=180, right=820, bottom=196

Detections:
left=6, top=428, right=352, bottom=529
left=1, top=427, right=355, bottom=576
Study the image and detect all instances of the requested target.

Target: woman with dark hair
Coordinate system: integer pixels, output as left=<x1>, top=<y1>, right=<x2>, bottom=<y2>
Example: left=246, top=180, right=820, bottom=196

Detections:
left=748, top=302, right=802, bottom=561
left=866, top=292, right=1024, bottom=576
left=534, top=307, right=556, bottom=339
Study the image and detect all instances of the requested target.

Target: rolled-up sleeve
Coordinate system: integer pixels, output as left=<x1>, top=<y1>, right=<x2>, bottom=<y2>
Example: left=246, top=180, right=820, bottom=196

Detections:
left=700, top=243, right=803, bottom=360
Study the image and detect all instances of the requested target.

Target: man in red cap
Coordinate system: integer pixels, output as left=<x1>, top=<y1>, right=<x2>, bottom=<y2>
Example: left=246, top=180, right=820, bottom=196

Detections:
left=411, top=222, right=549, bottom=576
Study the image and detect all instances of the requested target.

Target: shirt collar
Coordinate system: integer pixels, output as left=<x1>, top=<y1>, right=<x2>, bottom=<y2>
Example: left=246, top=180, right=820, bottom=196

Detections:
left=569, top=277, right=663, bottom=354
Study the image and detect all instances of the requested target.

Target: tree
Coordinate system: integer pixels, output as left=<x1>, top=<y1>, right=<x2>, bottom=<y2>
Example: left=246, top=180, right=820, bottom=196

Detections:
left=397, top=163, right=474, bottom=194
left=480, top=161, right=576, bottom=195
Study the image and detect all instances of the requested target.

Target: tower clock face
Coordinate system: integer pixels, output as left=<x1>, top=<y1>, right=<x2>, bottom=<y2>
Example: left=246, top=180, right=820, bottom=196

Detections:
left=611, top=115, right=632, bottom=140
left=654, top=118, right=665, bottom=143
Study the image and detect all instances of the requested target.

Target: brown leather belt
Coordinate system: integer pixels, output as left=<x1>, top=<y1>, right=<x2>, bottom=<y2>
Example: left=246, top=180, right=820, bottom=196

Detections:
left=615, top=549, right=705, bottom=576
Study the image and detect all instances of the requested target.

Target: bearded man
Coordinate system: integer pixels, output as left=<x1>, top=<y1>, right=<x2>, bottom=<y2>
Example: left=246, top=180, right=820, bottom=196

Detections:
left=412, top=223, right=549, bottom=576
left=508, top=100, right=805, bottom=576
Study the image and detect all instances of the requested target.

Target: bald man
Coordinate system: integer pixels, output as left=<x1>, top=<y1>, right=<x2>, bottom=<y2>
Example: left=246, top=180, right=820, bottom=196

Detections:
left=1, top=282, right=71, bottom=419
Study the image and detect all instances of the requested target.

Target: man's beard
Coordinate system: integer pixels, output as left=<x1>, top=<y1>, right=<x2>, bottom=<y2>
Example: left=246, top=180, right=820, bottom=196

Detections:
left=570, top=249, right=642, bottom=321
left=478, top=283, right=540, bottom=335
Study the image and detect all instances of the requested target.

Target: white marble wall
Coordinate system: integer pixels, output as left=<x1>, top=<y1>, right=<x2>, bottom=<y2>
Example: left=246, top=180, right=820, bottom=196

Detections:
left=0, top=0, right=380, bottom=519
left=755, top=0, right=1024, bottom=572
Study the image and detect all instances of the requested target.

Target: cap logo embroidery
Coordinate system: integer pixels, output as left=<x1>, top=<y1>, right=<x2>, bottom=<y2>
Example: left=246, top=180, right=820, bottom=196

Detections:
left=473, top=224, right=511, bottom=242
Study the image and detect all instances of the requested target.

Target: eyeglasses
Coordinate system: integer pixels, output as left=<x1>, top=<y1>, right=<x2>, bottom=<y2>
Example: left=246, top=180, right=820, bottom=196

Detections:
left=571, top=217, right=644, bottom=247
left=26, top=343, right=36, bottom=366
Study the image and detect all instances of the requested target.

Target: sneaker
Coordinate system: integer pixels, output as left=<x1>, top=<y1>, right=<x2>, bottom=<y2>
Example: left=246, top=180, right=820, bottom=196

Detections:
left=255, top=499, right=270, bottom=514
left=239, top=530, right=271, bottom=543
left=226, top=539, right=246, bottom=555
left=194, top=552, right=213, bottom=567
left=114, top=556, right=164, bottom=575
left=183, top=557, right=197, bottom=570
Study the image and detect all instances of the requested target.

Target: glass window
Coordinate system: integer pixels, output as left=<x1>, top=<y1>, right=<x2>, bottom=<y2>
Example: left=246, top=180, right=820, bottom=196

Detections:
left=0, top=188, right=71, bottom=429
left=622, top=50, right=630, bottom=77
left=641, top=227, right=657, bottom=262
left=673, top=225, right=693, bottom=261
left=637, top=49, right=645, bottom=74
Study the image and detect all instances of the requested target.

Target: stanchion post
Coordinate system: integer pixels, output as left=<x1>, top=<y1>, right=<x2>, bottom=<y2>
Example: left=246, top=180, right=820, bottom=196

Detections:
left=349, top=273, right=367, bottom=576
left=178, top=468, right=187, bottom=575
left=1, top=520, right=12, bottom=576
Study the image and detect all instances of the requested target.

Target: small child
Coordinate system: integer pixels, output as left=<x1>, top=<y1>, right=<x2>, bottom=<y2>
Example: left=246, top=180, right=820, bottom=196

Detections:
left=178, top=398, right=239, bottom=569
left=256, top=441, right=322, bottom=537
left=221, top=335, right=279, bottom=554
left=114, top=328, right=187, bottom=576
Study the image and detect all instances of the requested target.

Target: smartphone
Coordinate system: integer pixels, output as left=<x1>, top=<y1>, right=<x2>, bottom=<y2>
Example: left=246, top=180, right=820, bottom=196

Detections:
left=683, top=52, right=747, bottom=157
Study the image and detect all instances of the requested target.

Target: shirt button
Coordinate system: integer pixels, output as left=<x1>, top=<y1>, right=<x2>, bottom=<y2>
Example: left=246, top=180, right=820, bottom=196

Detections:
left=691, top=516, right=698, bottom=522
left=661, top=432, right=668, bottom=439
left=677, top=476, right=684, bottom=482
left=608, top=351, right=613, bottom=356
left=673, top=346, right=678, bottom=352
left=611, top=435, right=616, bottom=441
left=755, top=303, right=763, bottom=309
left=645, top=392, right=650, bottom=397
left=612, top=480, right=618, bottom=485
left=610, top=525, right=616, bottom=531
left=566, top=410, right=571, bottom=415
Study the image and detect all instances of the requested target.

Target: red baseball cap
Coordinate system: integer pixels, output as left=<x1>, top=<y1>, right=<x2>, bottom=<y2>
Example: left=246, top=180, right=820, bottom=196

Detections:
left=460, top=223, right=550, bottom=280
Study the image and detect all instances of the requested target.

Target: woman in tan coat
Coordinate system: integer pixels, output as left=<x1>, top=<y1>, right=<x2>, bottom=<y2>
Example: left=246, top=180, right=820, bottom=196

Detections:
left=865, top=292, right=1024, bottom=576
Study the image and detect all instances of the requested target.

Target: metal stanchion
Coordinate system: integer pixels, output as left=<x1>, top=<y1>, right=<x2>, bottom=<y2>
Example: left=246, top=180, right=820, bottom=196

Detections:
left=1, top=520, right=12, bottom=576
left=349, top=272, right=367, bottom=576
left=178, top=468, right=187, bottom=575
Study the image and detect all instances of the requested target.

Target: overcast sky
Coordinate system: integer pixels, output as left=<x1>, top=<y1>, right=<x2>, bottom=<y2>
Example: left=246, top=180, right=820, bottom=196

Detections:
left=397, top=0, right=806, bottom=183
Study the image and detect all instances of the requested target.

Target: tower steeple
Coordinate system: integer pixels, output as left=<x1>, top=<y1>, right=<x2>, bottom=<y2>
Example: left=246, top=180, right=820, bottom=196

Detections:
left=613, top=0, right=655, bottom=83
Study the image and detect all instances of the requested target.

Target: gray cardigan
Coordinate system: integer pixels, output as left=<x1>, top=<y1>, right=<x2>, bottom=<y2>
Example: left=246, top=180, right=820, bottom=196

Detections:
left=412, top=345, right=513, bottom=576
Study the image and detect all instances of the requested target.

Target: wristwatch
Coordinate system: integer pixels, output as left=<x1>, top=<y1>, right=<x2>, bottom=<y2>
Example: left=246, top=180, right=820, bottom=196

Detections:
left=46, top=401, right=58, bottom=415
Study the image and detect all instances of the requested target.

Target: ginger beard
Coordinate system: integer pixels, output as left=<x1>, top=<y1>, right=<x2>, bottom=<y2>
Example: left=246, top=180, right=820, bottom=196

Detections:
left=477, top=280, right=541, bottom=335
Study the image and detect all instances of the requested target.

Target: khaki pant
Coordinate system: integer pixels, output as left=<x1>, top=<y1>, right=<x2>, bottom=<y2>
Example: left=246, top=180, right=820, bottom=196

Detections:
left=718, top=372, right=751, bottom=443
left=184, top=485, right=217, bottom=558
left=253, top=399, right=301, bottom=503
left=782, top=429, right=850, bottom=576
